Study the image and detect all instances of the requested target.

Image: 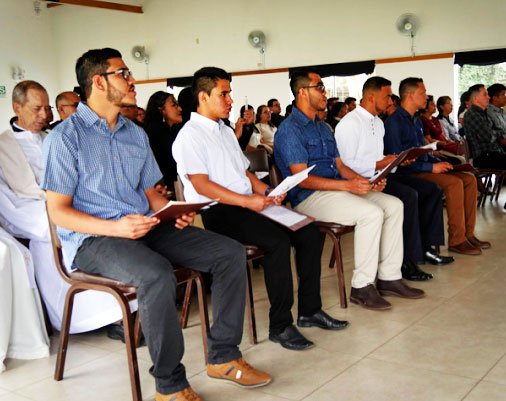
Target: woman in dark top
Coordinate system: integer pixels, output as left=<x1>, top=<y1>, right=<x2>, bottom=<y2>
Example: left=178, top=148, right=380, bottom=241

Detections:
left=144, top=91, right=183, bottom=191
left=236, top=104, right=259, bottom=151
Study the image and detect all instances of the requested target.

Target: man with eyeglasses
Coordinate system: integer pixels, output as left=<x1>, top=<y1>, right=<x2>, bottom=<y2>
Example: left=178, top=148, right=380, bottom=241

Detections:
left=274, top=69, right=424, bottom=311
left=42, top=48, right=264, bottom=401
left=51, top=91, right=80, bottom=128
left=0, top=80, right=125, bottom=335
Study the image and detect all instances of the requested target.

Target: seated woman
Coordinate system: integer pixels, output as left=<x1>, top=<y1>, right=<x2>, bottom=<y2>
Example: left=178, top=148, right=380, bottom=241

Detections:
left=144, top=91, right=183, bottom=191
left=420, top=95, right=464, bottom=161
left=326, top=101, right=348, bottom=130
left=0, top=226, right=49, bottom=372
left=249, top=105, right=277, bottom=153
left=235, top=105, right=259, bottom=151
left=437, top=96, right=463, bottom=142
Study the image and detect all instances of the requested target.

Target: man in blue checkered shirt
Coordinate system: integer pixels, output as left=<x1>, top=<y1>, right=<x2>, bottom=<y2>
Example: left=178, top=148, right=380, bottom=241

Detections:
left=42, top=48, right=271, bottom=401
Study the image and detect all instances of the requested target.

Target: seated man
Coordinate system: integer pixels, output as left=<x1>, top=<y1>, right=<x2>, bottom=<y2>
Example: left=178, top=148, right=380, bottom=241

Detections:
left=384, top=78, right=491, bottom=255
left=274, top=69, right=424, bottom=311
left=173, top=67, right=348, bottom=352
left=50, top=90, right=80, bottom=129
left=42, top=49, right=271, bottom=401
left=465, top=83, right=506, bottom=169
left=335, top=77, right=452, bottom=283
left=0, top=80, right=128, bottom=334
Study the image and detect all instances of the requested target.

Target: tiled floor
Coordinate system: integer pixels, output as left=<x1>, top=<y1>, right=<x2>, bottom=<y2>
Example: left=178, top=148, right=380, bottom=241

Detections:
left=1, top=195, right=505, bottom=401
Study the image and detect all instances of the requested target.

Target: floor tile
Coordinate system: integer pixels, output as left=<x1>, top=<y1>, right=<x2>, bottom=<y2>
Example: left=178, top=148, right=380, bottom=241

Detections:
left=462, top=380, right=506, bottom=401
left=483, top=353, right=506, bottom=385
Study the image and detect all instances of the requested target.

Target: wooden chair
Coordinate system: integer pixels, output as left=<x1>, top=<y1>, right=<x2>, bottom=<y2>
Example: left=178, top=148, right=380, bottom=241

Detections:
left=269, top=164, right=354, bottom=308
left=462, top=139, right=505, bottom=207
left=175, top=177, right=261, bottom=344
left=47, top=214, right=210, bottom=401
left=244, top=148, right=269, bottom=173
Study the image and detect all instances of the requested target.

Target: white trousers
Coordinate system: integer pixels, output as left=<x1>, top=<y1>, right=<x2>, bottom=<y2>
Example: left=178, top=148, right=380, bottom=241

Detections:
left=295, top=191, right=404, bottom=288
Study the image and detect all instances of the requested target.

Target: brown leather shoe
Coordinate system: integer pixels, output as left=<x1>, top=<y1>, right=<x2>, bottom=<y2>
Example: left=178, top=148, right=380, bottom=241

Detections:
left=155, top=388, right=202, bottom=401
left=350, top=284, right=392, bottom=310
left=377, top=279, right=425, bottom=299
left=448, top=240, right=482, bottom=255
left=466, top=236, right=491, bottom=249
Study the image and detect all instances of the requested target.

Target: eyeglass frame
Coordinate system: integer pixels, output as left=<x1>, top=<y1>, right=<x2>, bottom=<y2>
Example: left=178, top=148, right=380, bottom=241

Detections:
left=303, top=84, right=326, bottom=93
left=100, top=68, right=134, bottom=81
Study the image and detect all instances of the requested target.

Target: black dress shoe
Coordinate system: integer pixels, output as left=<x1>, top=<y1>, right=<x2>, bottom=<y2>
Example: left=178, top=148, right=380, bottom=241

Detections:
left=269, top=325, right=314, bottom=350
left=107, top=323, right=146, bottom=346
left=423, top=249, right=455, bottom=266
left=297, top=310, right=348, bottom=330
left=401, top=261, right=433, bottom=281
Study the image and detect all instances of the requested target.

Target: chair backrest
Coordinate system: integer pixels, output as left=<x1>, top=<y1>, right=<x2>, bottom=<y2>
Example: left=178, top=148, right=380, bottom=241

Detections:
left=462, top=138, right=473, bottom=164
left=269, top=164, right=283, bottom=187
left=174, top=177, right=186, bottom=202
left=45, top=205, right=73, bottom=285
left=244, top=148, right=269, bottom=172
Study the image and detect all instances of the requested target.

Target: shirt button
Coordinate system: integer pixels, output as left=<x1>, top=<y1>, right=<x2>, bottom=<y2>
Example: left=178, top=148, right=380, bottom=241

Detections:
left=114, top=156, right=118, bottom=161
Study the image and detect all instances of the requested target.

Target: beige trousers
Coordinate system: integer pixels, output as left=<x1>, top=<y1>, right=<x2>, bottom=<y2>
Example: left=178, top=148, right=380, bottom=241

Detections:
left=295, top=191, right=404, bottom=288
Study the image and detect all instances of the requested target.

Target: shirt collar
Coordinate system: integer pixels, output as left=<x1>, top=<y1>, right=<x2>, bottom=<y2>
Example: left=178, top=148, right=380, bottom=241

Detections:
left=397, top=106, right=412, bottom=119
left=190, top=112, right=225, bottom=132
left=291, top=105, right=316, bottom=126
left=355, top=105, right=376, bottom=121
left=488, top=104, right=503, bottom=114
left=76, top=102, right=127, bottom=131
left=469, top=104, right=486, bottom=113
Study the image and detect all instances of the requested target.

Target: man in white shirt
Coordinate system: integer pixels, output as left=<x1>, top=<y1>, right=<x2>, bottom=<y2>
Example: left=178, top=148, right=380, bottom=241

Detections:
left=173, top=67, right=348, bottom=351
left=0, top=80, right=127, bottom=333
left=335, top=77, right=453, bottom=281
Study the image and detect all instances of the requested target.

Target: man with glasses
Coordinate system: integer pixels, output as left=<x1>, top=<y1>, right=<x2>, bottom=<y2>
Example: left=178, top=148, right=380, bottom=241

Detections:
left=42, top=48, right=266, bottom=401
left=274, top=70, right=424, bottom=311
left=51, top=91, right=80, bottom=128
left=267, top=98, right=285, bottom=127
left=0, top=80, right=125, bottom=335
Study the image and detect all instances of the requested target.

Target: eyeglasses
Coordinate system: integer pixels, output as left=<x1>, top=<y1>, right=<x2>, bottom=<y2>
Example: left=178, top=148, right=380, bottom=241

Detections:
left=100, top=68, right=133, bottom=81
left=304, top=84, right=326, bottom=94
left=61, top=102, right=79, bottom=108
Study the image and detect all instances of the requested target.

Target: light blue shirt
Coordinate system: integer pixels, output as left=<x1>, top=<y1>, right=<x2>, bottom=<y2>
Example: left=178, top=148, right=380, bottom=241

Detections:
left=42, top=103, right=162, bottom=268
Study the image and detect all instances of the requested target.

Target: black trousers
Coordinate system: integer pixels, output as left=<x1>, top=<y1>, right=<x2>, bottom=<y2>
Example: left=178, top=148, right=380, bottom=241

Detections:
left=201, top=204, right=322, bottom=334
left=75, top=224, right=246, bottom=394
left=384, top=174, right=445, bottom=262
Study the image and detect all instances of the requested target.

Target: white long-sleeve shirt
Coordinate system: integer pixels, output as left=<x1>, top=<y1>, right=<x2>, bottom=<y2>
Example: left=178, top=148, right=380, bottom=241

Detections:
left=334, top=105, right=384, bottom=178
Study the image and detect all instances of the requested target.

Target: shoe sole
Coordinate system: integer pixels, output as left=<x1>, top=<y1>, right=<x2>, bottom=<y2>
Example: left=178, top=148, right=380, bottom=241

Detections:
left=207, top=374, right=272, bottom=388
left=297, top=321, right=349, bottom=331
left=424, top=259, right=454, bottom=266
left=349, top=296, right=392, bottom=310
left=402, top=275, right=433, bottom=281
left=268, top=337, right=315, bottom=350
left=378, top=289, right=425, bottom=299
left=448, top=248, right=482, bottom=255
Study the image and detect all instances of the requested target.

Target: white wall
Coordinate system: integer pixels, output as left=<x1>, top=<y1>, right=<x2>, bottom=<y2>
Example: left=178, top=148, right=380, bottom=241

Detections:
left=1, top=0, right=505, bottom=129
left=0, top=0, right=59, bottom=131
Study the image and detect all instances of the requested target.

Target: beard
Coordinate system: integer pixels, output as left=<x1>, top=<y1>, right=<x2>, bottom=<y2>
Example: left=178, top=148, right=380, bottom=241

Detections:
left=106, top=82, right=131, bottom=107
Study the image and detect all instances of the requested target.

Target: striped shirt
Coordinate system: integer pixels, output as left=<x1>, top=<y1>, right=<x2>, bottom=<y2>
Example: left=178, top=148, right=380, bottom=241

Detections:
left=41, top=103, right=162, bottom=269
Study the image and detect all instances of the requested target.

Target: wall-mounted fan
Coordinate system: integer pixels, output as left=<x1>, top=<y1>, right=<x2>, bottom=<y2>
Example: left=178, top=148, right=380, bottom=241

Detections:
left=248, top=30, right=266, bottom=54
left=396, top=13, right=420, bottom=56
left=131, top=46, right=149, bottom=64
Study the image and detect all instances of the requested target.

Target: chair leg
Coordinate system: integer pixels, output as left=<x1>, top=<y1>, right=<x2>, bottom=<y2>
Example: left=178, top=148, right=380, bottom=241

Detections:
left=329, top=250, right=336, bottom=269
left=245, top=262, right=258, bottom=345
left=117, top=294, right=142, bottom=401
left=134, top=311, right=142, bottom=348
left=330, top=235, right=347, bottom=309
left=179, top=279, right=194, bottom=329
left=194, top=274, right=210, bottom=365
left=54, top=287, right=79, bottom=381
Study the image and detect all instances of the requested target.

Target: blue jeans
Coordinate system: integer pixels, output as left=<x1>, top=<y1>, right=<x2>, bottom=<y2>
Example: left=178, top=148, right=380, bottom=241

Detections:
left=75, top=223, right=246, bottom=394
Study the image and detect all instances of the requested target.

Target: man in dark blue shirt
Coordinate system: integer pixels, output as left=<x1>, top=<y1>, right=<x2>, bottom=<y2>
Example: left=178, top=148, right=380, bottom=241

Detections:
left=384, top=77, right=490, bottom=256
left=275, top=69, right=424, bottom=311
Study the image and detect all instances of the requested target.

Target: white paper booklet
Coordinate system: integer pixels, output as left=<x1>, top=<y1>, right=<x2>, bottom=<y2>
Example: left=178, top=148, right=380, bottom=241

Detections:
left=268, top=165, right=315, bottom=197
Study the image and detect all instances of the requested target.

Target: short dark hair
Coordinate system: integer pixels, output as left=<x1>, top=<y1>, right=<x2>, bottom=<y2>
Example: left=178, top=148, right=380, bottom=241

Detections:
left=289, top=69, right=318, bottom=98
left=75, top=48, right=122, bottom=98
left=12, top=80, right=47, bottom=105
left=267, top=98, right=278, bottom=107
left=468, top=84, right=485, bottom=102
left=487, top=83, right=506, bottom=99
left=399, top=77, right=424, bottom=101
left=240, top=104, right=254, bottom=118
left=436, top=96, right=451, bottom=114
left=192, top=67, right=231, bottom=105
left=362, top=76, right=391, bottom=97
left=344, top=96, right=357, bottom=105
